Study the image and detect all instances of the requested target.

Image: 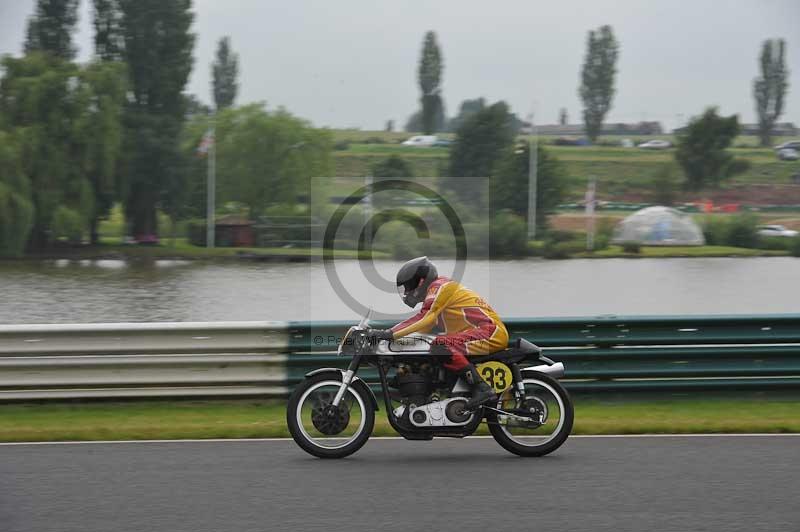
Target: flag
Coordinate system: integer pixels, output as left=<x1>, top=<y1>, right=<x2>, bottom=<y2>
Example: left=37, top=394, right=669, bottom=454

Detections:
left=197, top=129, right=215, bottom=157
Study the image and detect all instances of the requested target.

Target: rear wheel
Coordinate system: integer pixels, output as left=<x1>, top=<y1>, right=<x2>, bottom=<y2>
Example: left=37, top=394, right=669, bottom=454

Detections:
left=488, top=371, right=573, bottom=457
left=287, top=373, right=375, bottom=459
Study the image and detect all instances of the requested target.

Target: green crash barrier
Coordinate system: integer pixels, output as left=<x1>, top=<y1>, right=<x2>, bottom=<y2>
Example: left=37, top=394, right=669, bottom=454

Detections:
left=286, top=314, right=800, bottom=393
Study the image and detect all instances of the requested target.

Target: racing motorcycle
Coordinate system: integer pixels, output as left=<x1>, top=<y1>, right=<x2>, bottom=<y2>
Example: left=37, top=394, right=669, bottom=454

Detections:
left=287, top=312, right=573, bottom=459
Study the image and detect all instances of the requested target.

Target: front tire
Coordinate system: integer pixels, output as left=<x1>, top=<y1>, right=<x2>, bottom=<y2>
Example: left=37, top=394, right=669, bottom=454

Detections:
left=287, top=373, right=375, bottom=459
left=488, top=371, right=573, bottom=457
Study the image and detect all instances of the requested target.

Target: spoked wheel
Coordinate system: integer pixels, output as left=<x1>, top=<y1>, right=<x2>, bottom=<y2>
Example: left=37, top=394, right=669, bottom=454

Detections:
left=287, top=374, right=375, bottom=459
left=488, top=371, right=573, bottom=457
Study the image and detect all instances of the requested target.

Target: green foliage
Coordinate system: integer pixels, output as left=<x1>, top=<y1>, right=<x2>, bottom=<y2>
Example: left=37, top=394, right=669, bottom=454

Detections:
left=753, top=39, right=789, bottom=147
left=0, top=53, right=126, bottom=248
left=789, top=236, right=800, bottom=257
left=183, top=104, right=332, bottom=217
left=444, top=101, right=515, bottom=207
left=118, top=0, right=195, bottom=237
left=651, top=162, right=679, bottom=206
left=579, top=25, right=619, bottom=142
left=371, top=155, right=413, bottom=178
left=447, top=98, right=485, bottom=132
left=490, top=211, right=528, bottom=257
left=700, top=216, right=728, bottom=246
left=212, top=36, right=239, bottom=110
left=701, top=214, right=761, bottom=248
left=491, top=142, right=566, bottom=230
left=621, top=241, right=641, bottom=253
left=93, top=0, right=123, bottom=61
left=51, top=205, right=85, bottom=242
left=675, top=107, right=744, bottom=190
left=417, top=31, right=444, bottom=134
left=24, top=0, right=79, bottom=60
left=0, top=132, right=34, bottom=256
left=725, top=213, right=760, bottom=248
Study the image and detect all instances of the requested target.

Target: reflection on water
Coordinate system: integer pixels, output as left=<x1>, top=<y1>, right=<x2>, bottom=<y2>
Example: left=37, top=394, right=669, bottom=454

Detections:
left=1, top=257, right=799, bottom=324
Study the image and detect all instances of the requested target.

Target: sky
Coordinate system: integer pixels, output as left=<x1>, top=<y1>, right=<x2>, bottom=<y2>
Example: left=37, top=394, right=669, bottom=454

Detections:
left=1, top=0, right=799, bottom=131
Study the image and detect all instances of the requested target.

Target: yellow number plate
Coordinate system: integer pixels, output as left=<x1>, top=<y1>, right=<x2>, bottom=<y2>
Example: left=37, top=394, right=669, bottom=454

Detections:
left=476, top=361, right=513, bottom=393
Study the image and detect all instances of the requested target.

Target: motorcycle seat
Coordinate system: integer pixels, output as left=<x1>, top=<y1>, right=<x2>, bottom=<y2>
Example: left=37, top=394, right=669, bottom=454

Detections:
left=470, top=338, right=541, bottom=365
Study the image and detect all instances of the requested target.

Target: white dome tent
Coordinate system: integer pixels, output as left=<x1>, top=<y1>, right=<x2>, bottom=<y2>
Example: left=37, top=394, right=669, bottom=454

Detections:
left=611, top=206, right=705, bottom=246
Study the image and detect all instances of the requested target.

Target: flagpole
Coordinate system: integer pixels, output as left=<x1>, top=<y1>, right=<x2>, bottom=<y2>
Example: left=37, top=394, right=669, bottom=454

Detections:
left=206, top=121, right=216, bottom=249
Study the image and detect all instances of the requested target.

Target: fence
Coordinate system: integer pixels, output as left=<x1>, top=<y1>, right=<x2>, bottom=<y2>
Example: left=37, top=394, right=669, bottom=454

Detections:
left=1, top=314, right=800, bottom=400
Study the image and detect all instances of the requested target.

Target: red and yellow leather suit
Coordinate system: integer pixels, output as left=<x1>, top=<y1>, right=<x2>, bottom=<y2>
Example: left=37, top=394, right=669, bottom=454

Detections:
left=390, top=277, right=508, bottom=371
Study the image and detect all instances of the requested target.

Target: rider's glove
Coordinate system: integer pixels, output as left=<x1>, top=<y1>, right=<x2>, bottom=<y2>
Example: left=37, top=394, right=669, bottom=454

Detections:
left=365, top=329, right=394, bottom=343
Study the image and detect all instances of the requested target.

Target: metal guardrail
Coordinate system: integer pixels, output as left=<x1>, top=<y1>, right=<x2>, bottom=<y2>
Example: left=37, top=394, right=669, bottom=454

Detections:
left=2, top=315, right=800, bottom=400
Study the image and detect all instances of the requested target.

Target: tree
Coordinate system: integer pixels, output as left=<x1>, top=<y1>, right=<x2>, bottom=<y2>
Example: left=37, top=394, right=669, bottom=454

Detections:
left=675, top=107, right=748, bottom=190
left=753, top=39, right=789, bottom=147
left=212, top=36, right=239, bottom=110
left=579, top=25, right=619, bottom=142
left=443, top=101, right=515, bottom=206
left=559, top=108, right=568, bottom=125
left=0, top=132, right=34, bottom=256
left=93, top=0, right=124, bottom=61
left=118, top=0, right=195, bottom=238
left=182, top=104, right=332, bottom=217
left=491, top=143, right=566, bottom=230
left=78, top=61, right=128, bottom=243
left=447, top=98, right=485, bottom=132
left=417, top=31, right=444, bottom=134
left=0, top=53, right=126, bottom=248
left=24, top=0, right=79, bottom=60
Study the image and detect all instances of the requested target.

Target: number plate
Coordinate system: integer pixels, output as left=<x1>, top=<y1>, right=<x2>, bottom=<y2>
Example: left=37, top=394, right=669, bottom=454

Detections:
left=476, top=361, right=513, bottom=393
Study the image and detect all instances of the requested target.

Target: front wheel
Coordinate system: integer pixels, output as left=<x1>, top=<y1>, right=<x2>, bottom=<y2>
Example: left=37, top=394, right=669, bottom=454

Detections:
left=488, top=371, right=573, bottom=457
left=286, top=373, right=375, bottom=459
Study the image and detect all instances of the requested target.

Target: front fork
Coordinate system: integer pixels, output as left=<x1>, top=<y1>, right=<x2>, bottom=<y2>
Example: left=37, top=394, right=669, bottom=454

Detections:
left=331, top=352, right=362, bottom=407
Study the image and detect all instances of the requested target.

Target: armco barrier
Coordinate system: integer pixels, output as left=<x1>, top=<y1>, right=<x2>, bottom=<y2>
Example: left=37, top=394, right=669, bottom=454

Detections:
left=2, top=314, right=800, bottom=400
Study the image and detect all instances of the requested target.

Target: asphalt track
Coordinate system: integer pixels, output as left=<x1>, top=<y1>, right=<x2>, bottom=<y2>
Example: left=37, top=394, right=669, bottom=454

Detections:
left=1, top=435, right=798, bottom=532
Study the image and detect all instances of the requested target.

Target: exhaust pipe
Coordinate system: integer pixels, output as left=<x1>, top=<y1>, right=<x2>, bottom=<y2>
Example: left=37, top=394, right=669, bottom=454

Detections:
left=524, top=362, right=565, bottom=379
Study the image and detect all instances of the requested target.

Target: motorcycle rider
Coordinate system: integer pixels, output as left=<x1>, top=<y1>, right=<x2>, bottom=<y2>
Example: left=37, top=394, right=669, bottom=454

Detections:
left=368, top=256, right=509, bottom=409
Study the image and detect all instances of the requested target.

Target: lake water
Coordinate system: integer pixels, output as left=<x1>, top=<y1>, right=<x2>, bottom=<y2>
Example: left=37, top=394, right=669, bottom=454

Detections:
left=1, top=257, right=798, bottom=324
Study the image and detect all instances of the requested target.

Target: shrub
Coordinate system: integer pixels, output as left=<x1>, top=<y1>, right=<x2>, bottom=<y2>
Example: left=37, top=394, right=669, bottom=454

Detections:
left=333, top=140, right=351, bottom=151
left=621, top=241, right=641, bottom=253
left=543, top=240, right=584, bottom=259
left=701, top=216, right=728, bottom=245
left=544, top=230, right=579, bottom=245
left=790, top=235, right=800, bottom=257
left=51, top=206, right=85, bottom=243
left=725, top=213, right=760, bottom=248
left=363, top=136, right=386, bottom=144
left=490, top=211, right=528, bottom=257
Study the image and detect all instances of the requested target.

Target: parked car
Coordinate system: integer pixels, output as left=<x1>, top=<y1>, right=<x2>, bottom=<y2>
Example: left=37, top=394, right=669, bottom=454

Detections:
left=777, top=148, right=799, bottom=161
left=637, top=139, right=671, bottom=150
left=774, top=140, right=800, bottom=151
left=401, top=135, right=437, bottom=147
left=756, top=225, right=799, bottom=238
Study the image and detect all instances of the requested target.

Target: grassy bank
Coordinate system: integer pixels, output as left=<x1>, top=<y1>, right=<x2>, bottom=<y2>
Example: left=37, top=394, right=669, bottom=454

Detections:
left=2, top=395, right=799, bottom=442
left=331, top=131, right=800, bottom=202
left=17, top=238, right=387, bottom=261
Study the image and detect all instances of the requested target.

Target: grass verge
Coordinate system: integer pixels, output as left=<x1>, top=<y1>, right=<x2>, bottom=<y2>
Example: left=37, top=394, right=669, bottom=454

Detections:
left=2, top=395, right=798, bottom=442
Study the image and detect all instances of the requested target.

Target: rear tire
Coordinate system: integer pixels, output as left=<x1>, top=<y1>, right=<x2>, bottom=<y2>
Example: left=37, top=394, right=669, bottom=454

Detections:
left=287, top=373, right=375, bottom=459
left=488, top=371, right=573, bottom=457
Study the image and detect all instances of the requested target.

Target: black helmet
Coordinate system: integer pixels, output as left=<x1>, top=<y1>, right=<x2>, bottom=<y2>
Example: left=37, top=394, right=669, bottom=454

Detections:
left=396, top=256, right=438, bottom=308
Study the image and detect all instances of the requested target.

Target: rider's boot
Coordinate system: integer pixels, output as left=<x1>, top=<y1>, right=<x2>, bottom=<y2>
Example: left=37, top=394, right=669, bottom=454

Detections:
left=461, top=362, right=497, bottom=409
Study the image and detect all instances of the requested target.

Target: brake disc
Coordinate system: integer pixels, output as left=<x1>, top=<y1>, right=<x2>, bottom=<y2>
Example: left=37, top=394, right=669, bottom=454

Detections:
left=311, top=404, right=351, bottom=435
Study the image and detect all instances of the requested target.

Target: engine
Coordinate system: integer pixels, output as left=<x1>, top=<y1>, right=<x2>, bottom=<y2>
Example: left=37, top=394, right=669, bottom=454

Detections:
left=389, top=362, right=473, bottom=427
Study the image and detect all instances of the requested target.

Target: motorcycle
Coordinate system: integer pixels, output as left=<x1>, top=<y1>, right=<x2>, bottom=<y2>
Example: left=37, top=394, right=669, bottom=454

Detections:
left=287, top=311, right=573, bottom=458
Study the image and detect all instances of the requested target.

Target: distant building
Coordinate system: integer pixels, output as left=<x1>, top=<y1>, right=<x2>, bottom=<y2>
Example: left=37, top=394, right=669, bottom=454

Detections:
left=520, top=121, right=664, bottom=136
